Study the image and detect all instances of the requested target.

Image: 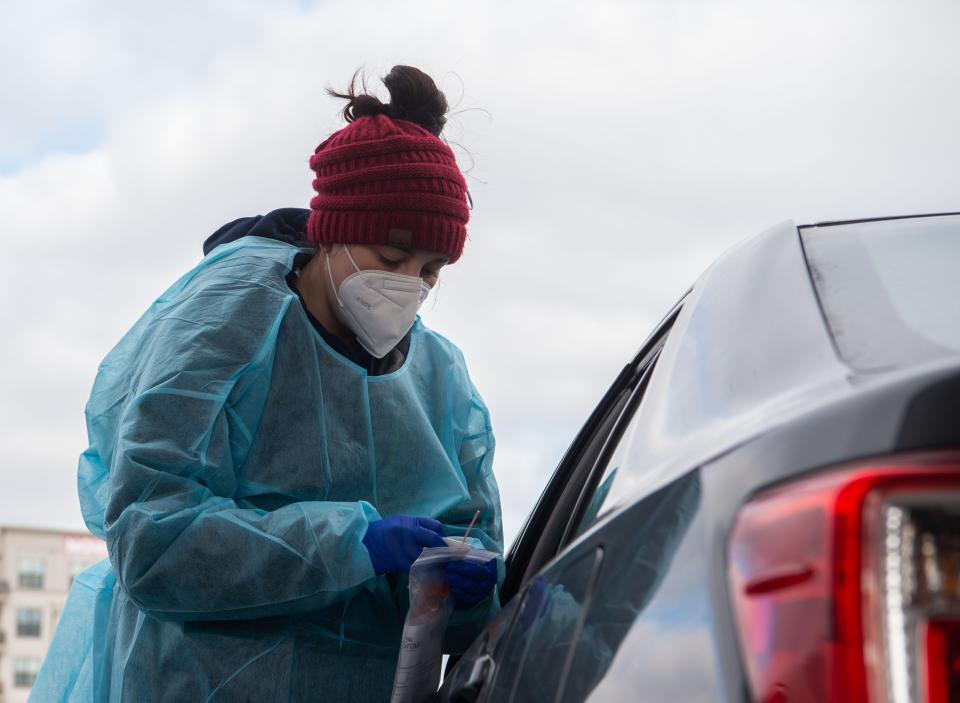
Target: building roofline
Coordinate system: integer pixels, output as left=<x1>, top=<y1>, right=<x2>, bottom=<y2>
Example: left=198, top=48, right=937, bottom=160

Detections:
left=0, top=525, right=98, bottom=538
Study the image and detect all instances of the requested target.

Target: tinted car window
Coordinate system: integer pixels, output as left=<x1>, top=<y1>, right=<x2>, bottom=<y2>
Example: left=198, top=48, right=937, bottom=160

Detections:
left=574, top=472, right=717, bottom=702
left=802, top=215, right=960, bottom=371
left=569, top=409, right=643, bottom=539
left=484, top=547, right=603, bottom=703
left=568, top=356, right=660, bottom=541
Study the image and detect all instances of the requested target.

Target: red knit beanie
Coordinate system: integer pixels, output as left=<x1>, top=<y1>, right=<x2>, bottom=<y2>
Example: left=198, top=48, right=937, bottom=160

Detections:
left=307, top=114, right=470, bottom=263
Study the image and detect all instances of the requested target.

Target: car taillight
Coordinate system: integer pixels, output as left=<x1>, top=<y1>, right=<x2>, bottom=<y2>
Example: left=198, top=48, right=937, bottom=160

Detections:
left=727, top=454, right=960, bottom=703
left=924, top=620, right=960, bottom=703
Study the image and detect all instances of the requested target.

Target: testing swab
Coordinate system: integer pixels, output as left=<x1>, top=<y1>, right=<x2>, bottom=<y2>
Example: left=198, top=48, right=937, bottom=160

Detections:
left=461, top=510, right=480, bottom=544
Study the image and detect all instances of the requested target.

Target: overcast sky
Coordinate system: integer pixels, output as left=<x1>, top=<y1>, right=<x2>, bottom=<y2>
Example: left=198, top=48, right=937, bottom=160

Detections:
left=2, top=0, right=960, bottom=547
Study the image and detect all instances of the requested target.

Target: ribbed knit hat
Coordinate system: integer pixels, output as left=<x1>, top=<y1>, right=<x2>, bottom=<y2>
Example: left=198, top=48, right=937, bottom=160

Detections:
left=307, top=114, right=470, bottom=263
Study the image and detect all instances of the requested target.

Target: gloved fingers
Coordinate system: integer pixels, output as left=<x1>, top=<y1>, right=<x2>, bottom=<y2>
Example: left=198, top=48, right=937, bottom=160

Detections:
left=450, top=588, right=490, bottom=609
left=450, top=578, right=491, bottom=596
left=449, top=559, right=497, bottom=609
left=447, top=573, right=495, bottom=594
left=415, top=517, right=445, bottom=537
left=447, top=561, right=497, bottom=603
left=414, top=526, right=447, bottom=549
left=363, top=516, right=446, bottom=575
left=447, top=559, right=496, bottom=581
left=446, top=561, right=486, bottom=581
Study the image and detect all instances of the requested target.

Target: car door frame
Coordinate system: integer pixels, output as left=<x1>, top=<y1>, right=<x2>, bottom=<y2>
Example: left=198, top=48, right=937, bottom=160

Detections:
left=440, top=296, right=685, bottom=700
left=500, top=294, right=686, bottom=603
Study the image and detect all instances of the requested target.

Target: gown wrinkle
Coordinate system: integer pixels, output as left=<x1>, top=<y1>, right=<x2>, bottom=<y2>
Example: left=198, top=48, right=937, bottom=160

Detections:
left=31, top=236, right=503, bottom=703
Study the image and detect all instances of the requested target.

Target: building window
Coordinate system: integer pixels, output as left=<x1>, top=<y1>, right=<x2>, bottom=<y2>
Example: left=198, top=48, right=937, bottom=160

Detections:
left=17, top=608, right=42, bottom=638
left=18, top=557, right=45, bottom=590
left=14, top=657, right=42, bottom=688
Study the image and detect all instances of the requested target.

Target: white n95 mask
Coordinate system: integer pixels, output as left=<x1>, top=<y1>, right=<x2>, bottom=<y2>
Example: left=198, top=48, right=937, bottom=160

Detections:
left=326, top=245, right=432, bottom=359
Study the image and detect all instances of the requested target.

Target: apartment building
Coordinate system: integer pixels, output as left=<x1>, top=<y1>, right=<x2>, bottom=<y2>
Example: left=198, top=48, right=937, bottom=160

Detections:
left=0, top=526, right=107, bottom=703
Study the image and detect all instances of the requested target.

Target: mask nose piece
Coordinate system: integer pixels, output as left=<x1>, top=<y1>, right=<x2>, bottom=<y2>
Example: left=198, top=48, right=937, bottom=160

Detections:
left=418, top=280, right=432, bottom=307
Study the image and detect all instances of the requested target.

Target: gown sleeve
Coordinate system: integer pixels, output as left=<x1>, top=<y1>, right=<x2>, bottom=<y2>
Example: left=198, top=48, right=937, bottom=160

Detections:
left=438, top=376, right=506, bottom=653
left=101, top=291, right=382, bottom=622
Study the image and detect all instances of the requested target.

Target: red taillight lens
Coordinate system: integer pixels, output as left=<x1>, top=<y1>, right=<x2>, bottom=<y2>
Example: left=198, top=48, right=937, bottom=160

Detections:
left=924, top=620, right=960, bottom=703
left=727, top=456, right=960, bottom=703
left=728, top=467, right=871, bottom=702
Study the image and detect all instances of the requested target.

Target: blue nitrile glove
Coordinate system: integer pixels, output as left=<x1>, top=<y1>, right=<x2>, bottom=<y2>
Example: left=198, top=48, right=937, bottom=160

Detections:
left=446, top=558, right=498, bottom=609
left=362, top=516, right=446, bottom=575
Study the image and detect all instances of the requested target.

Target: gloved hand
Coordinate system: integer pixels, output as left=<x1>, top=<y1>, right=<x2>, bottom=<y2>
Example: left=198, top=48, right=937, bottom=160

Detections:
left=446, top=558, right=498, bottom=610
left=362, top=516, right=446, bottom=575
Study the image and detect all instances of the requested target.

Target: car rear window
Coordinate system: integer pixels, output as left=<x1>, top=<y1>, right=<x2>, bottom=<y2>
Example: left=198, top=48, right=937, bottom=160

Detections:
left=801, top=215, right=960, bottom=372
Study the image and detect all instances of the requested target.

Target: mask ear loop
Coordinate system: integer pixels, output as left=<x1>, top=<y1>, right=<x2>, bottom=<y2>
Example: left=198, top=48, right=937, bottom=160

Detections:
left=325, top=244, right=366, bottom=308
left=324, top=245, right=346, bottom=308
left=342, top=244, right=362, bottom=274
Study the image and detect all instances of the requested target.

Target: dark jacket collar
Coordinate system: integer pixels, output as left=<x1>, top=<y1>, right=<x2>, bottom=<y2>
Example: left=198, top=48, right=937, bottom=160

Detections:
left=203, top=208, right=410, bottom=375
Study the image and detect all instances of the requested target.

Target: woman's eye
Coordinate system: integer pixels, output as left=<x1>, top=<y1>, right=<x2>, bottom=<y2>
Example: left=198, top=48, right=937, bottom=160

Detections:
left=378, top=255, right=404, bottom=267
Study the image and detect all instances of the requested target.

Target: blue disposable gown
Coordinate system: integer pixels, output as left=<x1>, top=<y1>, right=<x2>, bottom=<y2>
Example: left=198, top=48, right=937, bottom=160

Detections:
left=31, top=236, right=503, bottom=703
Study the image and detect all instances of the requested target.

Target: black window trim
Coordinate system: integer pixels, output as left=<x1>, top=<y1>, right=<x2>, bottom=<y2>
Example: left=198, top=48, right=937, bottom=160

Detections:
left=799, top=210, right=960, bottom=229
left=557, top=344, right=663, bottom=550
left=499, top=296, right=685, bottom=604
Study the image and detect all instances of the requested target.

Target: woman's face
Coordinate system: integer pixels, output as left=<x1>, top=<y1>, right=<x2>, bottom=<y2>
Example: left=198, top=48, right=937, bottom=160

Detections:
left=324, top=243, right=449, bottom=290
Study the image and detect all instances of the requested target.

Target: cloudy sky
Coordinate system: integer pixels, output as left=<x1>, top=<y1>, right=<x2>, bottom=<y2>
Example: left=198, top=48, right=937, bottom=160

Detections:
left=2, top=0, right=960, bottom=546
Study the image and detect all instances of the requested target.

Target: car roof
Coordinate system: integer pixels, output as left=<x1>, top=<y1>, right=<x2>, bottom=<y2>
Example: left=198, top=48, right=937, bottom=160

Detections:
left=624, top=219, right=844, bottom=475
left=618, top=214, right=960, bottom=504
left=560, top=213, right=960, bottom=533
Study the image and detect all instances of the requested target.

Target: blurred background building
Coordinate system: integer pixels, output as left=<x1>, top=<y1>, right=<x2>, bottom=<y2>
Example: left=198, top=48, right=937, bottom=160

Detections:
left=0, top=526, right=105, bottom=703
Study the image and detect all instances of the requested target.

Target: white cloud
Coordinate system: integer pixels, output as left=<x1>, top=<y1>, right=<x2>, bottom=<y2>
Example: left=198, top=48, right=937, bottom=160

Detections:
left=2, top=0, right=960, bottom=544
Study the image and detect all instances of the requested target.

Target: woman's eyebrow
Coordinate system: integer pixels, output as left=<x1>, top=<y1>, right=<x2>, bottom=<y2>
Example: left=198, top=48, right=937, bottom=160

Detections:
left=384, top=245, right=447, bottom=265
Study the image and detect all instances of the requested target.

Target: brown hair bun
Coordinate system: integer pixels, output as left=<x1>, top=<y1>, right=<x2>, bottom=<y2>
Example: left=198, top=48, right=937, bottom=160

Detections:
left=327, top=65, right=449, bottom=137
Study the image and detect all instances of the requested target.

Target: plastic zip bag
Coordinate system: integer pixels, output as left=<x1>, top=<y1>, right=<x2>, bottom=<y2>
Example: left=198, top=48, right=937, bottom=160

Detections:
left=390, top=541, right=499, bottom=703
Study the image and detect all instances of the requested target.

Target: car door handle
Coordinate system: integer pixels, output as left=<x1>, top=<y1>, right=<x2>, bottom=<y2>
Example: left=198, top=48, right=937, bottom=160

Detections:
left=448, top=654, right=495, bottom=703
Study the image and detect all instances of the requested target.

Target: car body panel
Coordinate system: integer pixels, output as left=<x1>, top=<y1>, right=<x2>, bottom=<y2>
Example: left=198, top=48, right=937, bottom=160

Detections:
left=439, top=215, right=960, bottom=703
left=701, top=363, right=960, bottom=702
left=571, top=471, right=723, bottom=703
left=594, top=220, right=848, bottom=514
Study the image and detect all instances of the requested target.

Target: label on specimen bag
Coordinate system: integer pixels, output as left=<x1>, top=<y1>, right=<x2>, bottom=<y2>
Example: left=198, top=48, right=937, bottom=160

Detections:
left=390, top=621, right=446, bottom=703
